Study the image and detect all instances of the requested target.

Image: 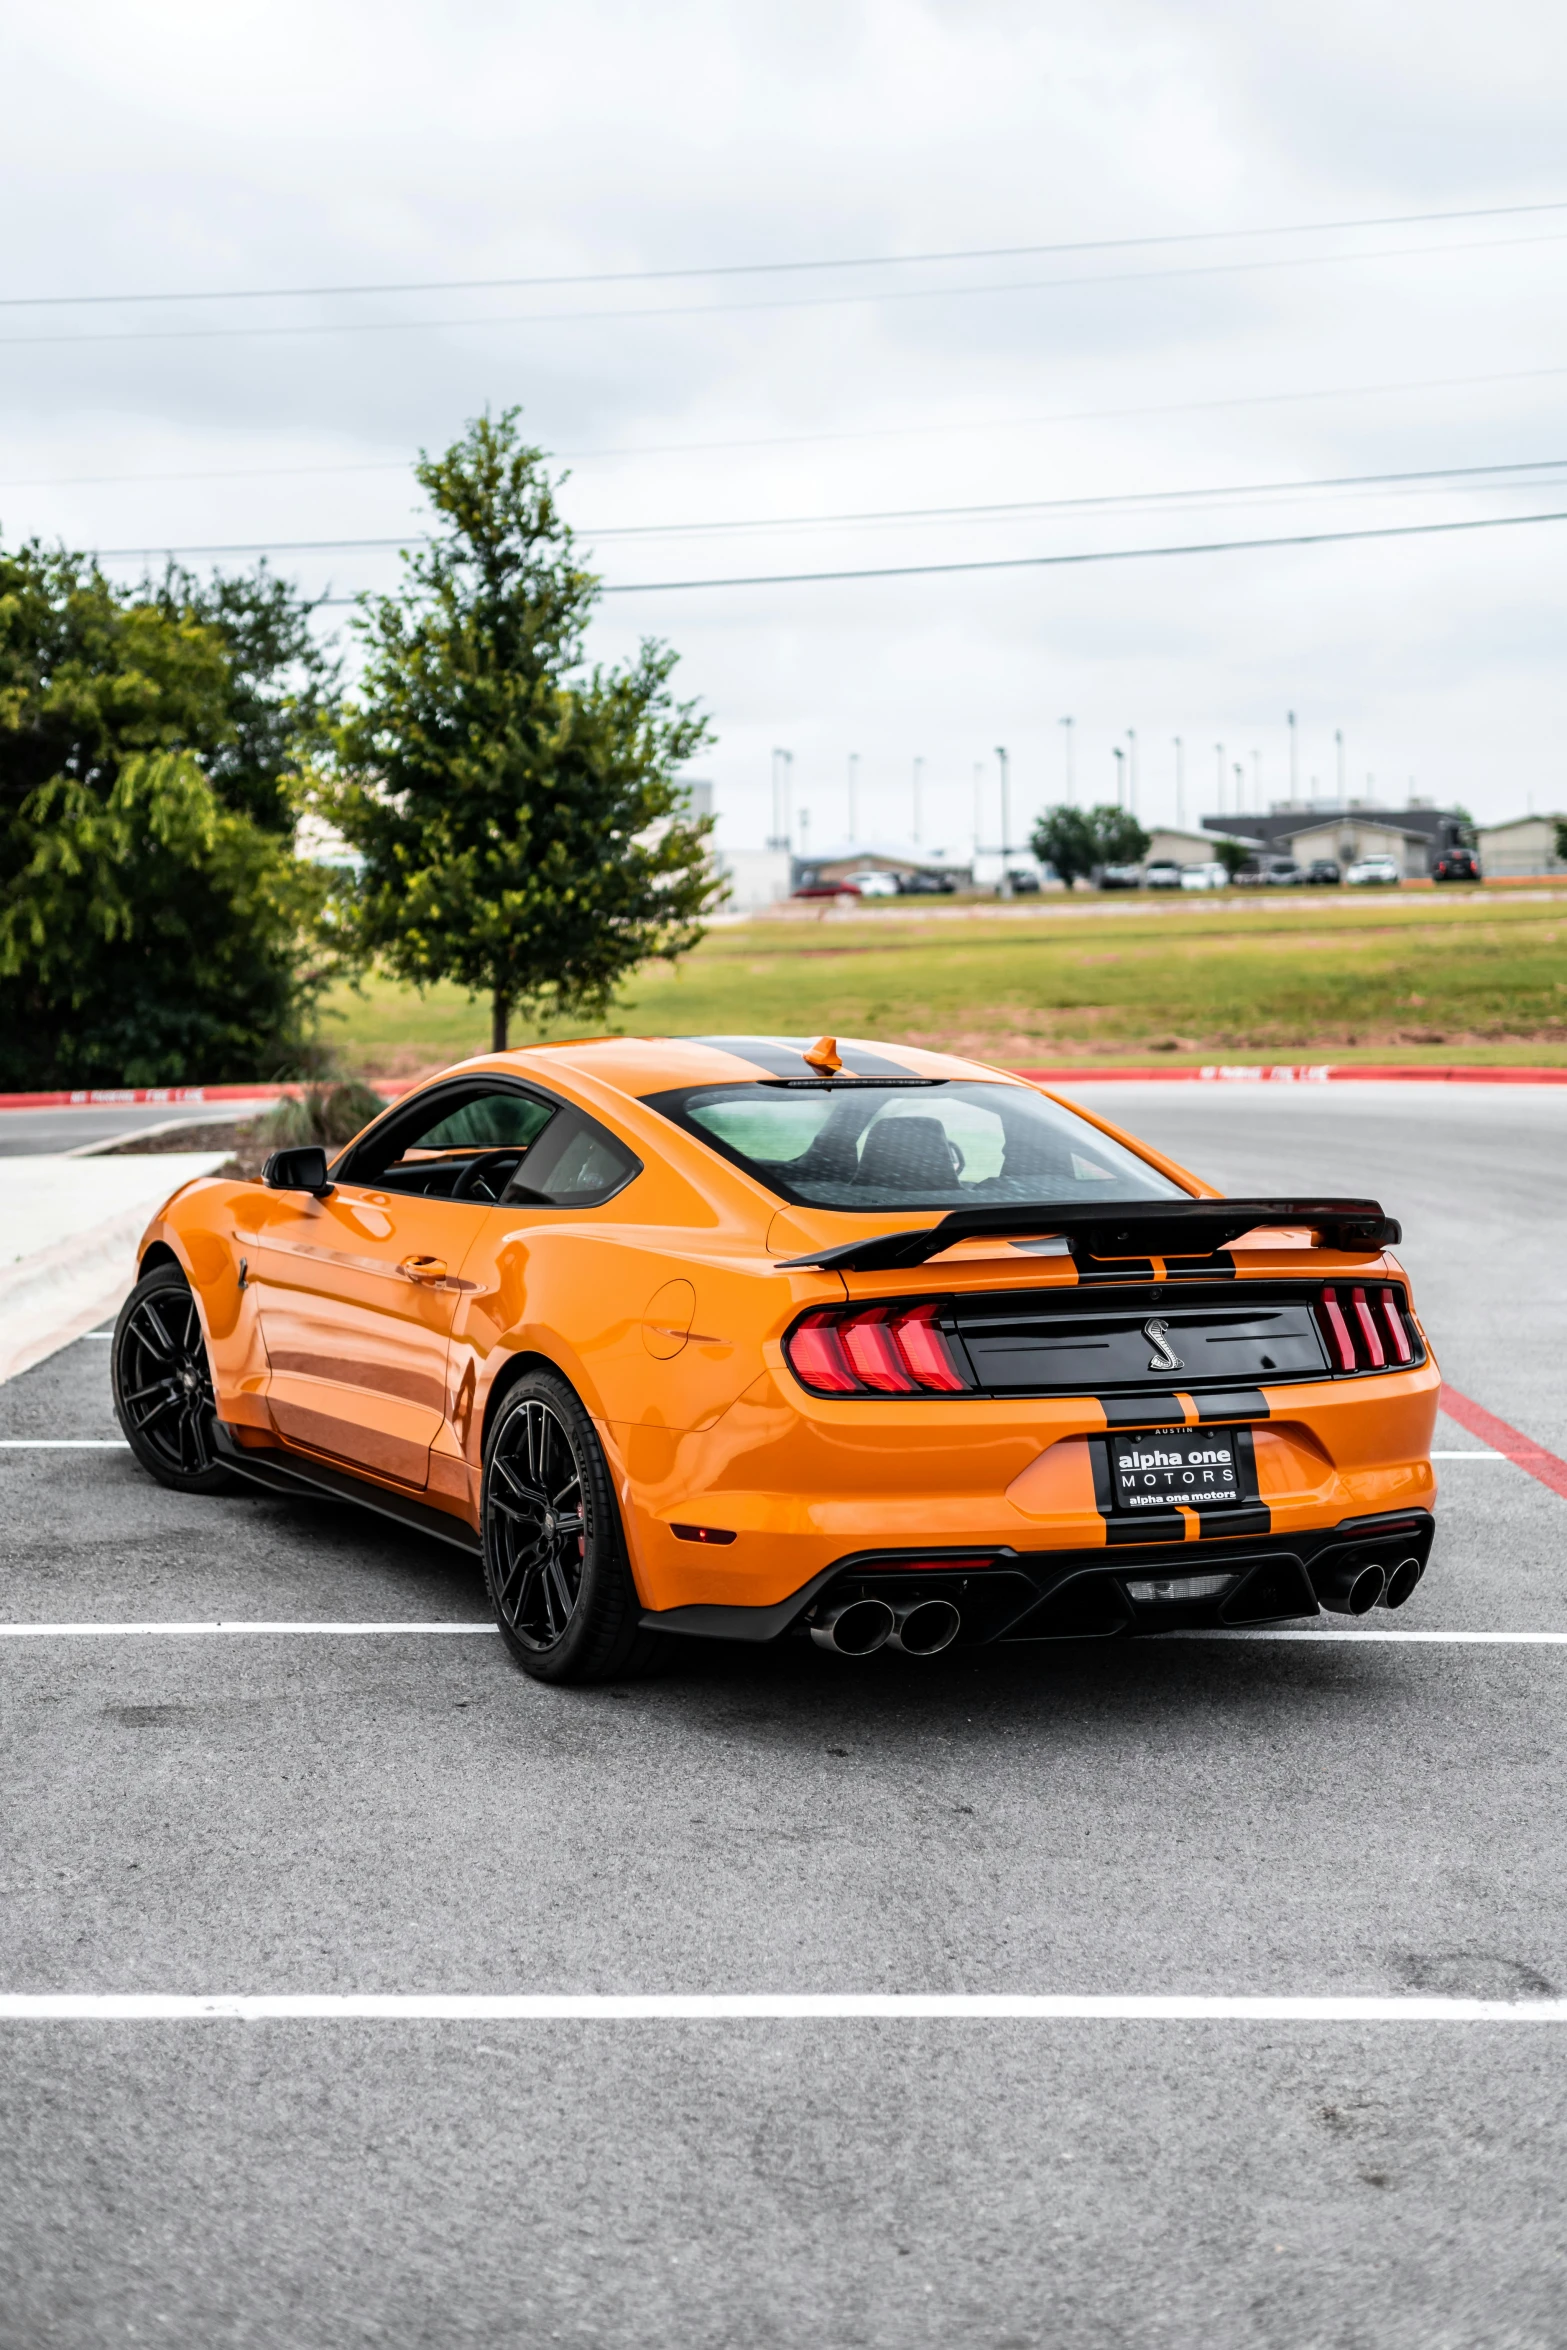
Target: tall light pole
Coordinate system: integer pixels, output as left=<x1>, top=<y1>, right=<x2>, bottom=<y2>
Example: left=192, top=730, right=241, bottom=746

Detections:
left=1173, top=736, right=1185, bottom=829
left=1126, top=727, right=1138, bottom=817
left=1214, top=742, right=1225, bottom=818
left=769, top=748, right=794, bottom=852
left=1287, top=709, right=1298, bottom=802
left=1335, top=728, right=1346, bottom=802
left=912, top=756, right=924, bottom=846
left=1112, top=745, right=1126, bottom=812
left=847, top=751, right=859, bottom=845
left=1233, top=762, right=1245, bottom=818
left=995, top=746, right=1012, bottom=896
left=1059, top=715, right=1075, bottom=805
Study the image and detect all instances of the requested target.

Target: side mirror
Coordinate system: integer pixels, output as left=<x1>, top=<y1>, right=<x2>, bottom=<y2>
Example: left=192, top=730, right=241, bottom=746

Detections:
left=262, top=1146, right=332, bottom=1197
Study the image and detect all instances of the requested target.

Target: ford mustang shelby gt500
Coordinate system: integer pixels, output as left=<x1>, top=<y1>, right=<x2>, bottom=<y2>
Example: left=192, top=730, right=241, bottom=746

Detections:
left=113, top=1034, right=1438, bottom=1682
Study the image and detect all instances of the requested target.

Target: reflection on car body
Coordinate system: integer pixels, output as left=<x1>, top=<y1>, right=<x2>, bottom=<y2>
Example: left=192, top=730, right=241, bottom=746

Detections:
left=115, top=1033, right=1439, bottom=1684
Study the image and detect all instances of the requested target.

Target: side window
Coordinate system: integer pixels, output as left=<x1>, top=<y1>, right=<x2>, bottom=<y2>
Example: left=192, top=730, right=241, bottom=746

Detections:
left=413, top=1095, right=555, bottom=1151
left=506, top=1109, right=640, bottom=1206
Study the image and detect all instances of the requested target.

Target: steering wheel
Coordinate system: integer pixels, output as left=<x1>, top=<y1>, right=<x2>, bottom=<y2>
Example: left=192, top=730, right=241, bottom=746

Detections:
left=453, top=1148, right=525, bottom=1203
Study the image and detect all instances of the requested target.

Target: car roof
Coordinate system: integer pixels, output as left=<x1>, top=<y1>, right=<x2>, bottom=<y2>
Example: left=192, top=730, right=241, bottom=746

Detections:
left=483, top=1034, right=1023, bottom=1100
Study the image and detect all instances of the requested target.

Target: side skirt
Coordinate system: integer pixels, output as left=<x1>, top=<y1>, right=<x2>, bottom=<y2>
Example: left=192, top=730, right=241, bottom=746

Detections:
left=210, top=1421, right=483, bottom=1559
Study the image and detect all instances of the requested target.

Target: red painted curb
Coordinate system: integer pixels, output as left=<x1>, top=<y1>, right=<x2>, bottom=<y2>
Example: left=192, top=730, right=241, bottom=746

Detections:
left=1015, top=1065, right=1567, bottom=1086
left=0, top=1081, right=417, bottom=1112
left=1440, top=1388, right=1567, bottom=1502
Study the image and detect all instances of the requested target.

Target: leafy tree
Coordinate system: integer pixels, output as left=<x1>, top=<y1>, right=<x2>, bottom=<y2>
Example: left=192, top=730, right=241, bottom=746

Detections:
left=1029, top=805, right=1099, bottom=889
left=153, top=562, right=339, bottom=832
left=1028, top=803, right=1150, bottom=886
left=318, top=410, right=720, bottom=1050
left=1092, top=806, right=1151, bottom=867
left=1555, top=818, right=1567, bottom=864
left=1212, top=835, right=1250, bottom=881
left=0, top=542, right=331, bottom=1086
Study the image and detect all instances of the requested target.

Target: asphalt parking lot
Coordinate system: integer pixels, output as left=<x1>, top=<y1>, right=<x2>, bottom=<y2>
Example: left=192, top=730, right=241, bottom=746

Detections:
left=2, top=1082, right=1565, bottom=2348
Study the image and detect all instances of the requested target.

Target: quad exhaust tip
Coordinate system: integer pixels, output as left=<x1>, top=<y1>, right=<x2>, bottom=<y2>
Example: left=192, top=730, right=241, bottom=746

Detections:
left=810, top=1596, right=963, bottom=1657
left=1381, top=1555, right=1424, bottom=1610
left=1316, top=1558, right=1386, bottom=1616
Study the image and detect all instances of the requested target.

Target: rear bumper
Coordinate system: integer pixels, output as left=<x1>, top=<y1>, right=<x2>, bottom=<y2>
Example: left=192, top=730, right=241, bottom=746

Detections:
left=639, top=1507, right=1436, bottom=1645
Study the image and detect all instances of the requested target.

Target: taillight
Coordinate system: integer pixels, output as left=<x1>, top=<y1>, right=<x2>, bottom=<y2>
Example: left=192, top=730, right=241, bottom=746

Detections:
left=1316, top=1283, right=1415, bottom=1374
left=784, top=1302, right=972, bottom=1396
left=786, top=1312, right=858, bottom=1393
left=1315, top=1286, right=1357, bottom=1372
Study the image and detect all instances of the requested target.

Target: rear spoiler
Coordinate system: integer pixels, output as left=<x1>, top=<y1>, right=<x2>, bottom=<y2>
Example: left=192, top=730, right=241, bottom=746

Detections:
left=776, top=1196, right=1401, bottom=1275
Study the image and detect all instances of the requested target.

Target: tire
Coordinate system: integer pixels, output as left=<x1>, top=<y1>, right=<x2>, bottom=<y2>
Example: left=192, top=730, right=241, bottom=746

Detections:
left=111, top=1263, right=237, bottom=1495
left=482, top=1367, right=661, bottom=1685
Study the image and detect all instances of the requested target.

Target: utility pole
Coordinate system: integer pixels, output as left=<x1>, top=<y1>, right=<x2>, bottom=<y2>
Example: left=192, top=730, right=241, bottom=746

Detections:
left=1173, top=736, right=1185, bottom=829
left=1335, top=728, right=1346, bottom=802
left=1214, top=742, right=1225, bottom=818
left=1287, top=710, right=1298, bottom=802
left=1059, top=715, right=1075, bottom=805
left=912, top=756, right=924, bottom=846
left=1112, top=745, right=1126, bottom=811
left=1126, top=728, right=1138, bottom=816
left=769, top=748, right=786, bottom=850
left=1233, top=762, right=1245, bottom=817
left=847, top=751, right=859, bottom=845
left=996, top=746, right=1012, bottom=896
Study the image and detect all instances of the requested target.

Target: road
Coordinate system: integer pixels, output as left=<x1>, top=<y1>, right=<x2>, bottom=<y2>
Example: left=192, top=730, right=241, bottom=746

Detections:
left=0, top=1102, right=253, bottom=1157
left=1, top=1083, right=1564, bottom=2348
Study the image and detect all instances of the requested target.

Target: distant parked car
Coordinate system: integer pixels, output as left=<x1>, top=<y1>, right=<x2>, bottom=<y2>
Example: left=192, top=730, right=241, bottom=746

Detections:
left=1261, top=857, right=1305, bottom=886
left=1000, top=867, right=1041, bottom=895
left=1304, top=858, right=1341, bottom=886
left=1346, top=855, right=1402, bottom=888
left=897, top=869, right=957, bottom=895
left=1098, top=862, right=1143, bottom=890
left=1432, top=847, right=1481, bottom=883
left=793, top=881, right=860, bottom=900
left=1180, top=861, right=1230, bottom=891
left=841, top=870, right=901, bottom=898
left=1144, top=859, right=1184, bottom=890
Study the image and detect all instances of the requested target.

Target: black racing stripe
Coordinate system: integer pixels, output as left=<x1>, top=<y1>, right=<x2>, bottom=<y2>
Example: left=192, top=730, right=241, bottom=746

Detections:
left=1099, top=1393, right=1185, bottom=1426
left=1192, top=1388, right=1270, bottom=1421
left=681, top=1035, right=919, bottom=1078
left=1074, top=1254, right=1158, bottom=1284
left=1160, top=1250, right=1237, bottom=1281
left=1106, top=1513, right=1187, bottom=1546
left=1200, top=1504, right=1272, bottom=1540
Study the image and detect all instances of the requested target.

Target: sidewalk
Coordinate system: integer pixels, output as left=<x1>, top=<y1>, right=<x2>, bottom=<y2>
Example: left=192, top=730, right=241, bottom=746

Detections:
left=0, top=1152, right=229, bottom=1384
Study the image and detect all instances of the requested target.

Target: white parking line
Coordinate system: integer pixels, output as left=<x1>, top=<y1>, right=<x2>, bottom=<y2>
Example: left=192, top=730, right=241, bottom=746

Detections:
left=0, top=1620, right=497, bottom=1637
left=1, top=1992, right=1565, bottom=2022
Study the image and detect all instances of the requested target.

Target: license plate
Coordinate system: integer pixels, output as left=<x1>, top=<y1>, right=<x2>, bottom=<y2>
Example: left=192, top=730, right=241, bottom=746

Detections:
left=1110, top=1424, right=1254, bottom=1512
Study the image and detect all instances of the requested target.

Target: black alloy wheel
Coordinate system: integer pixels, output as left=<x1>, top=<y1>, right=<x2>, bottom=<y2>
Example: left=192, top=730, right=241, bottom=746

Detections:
left=112, top=1265, right=235, bottom=1494
left=482, top=1368, right=662, bottom=1684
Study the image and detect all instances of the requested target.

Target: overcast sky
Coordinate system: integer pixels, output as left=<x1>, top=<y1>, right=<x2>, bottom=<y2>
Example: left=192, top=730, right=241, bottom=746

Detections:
left=5, top=0, right=1567, bottom=855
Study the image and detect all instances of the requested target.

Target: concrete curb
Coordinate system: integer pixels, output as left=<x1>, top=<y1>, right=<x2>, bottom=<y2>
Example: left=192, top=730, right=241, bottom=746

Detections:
left=0, top=1203, right=151, bottom=1385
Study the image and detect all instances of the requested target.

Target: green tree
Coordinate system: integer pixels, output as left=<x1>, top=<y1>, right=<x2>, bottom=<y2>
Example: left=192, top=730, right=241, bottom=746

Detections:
left=0, top=542, right=331, bottom=1086
left=1029, top=804, right=1099, bottom=888
left=1092, top=806, right=1151, bottom=867
left=1029, top=803, right=1151, bottom=886
left=1555, top=818, right=1567, bottom=864
left=1212, top=835, right=1250, bottom=881
left=153, top=561, right=339, bottom=832
left=319, top=410, right=720, bottom=1051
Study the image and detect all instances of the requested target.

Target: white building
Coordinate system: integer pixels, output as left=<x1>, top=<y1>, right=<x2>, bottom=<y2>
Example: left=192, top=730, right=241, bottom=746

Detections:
left=1475, top=815, right=1567, bottom=878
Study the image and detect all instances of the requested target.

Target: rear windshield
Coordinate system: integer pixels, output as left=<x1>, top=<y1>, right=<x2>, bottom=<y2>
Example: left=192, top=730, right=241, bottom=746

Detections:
left=651, top=1081, right=1188, bottom=1211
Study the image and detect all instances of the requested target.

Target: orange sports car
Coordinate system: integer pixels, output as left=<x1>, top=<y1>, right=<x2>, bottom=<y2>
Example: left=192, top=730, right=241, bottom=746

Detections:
left=113, top=1035, right=1439, bottom=1682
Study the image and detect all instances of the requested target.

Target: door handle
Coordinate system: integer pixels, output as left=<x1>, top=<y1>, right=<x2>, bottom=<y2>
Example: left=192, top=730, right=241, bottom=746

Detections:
left=401, top=1256, right=448, bottom=1284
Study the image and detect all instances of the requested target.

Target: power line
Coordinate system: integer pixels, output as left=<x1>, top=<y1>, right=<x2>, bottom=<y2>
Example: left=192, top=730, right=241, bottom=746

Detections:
left=11, top=360, right=1567, bottom=491
left=81, top=454, right=1567, bottom=562
left=5, top=225, right=1567, bottom=352
left=278, top=503, right=1567, bottom=604
left=5, top=193, right=1566, bottom=309
left=586, top=506, right=1567, bottom=594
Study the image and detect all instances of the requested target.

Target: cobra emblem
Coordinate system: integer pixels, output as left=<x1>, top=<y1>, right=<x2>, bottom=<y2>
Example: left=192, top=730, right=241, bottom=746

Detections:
left=1143, top=1317, right=1184, bottom=1374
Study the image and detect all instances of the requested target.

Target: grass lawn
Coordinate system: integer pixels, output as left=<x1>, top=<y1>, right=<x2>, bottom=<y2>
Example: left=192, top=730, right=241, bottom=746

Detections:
left=320, top=885, right=1567, bottom=1079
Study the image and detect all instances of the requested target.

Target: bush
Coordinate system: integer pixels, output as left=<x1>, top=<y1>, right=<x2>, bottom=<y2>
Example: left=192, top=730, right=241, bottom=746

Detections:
left=257, top=1082, right=387, bottom=1152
